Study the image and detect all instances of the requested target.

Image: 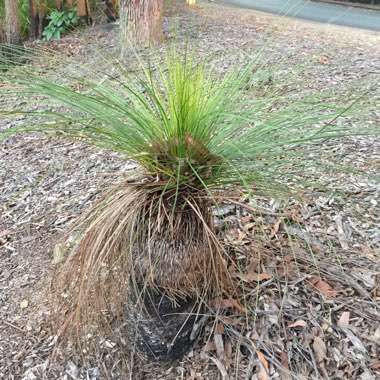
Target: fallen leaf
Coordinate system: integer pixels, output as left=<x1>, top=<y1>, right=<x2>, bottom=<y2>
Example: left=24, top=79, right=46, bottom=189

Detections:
left=220, top=316, right=242, bottom=326
left=215, top=321, right=224, bottom=335
left=241, top=215, right=252, bottom=224
left=212, top=204, right=235, bottom=216
left=53, top=243, right=69, bottom=264
left=313, top=336, right=327, bottom=364
left=244, top=222, right=256, bottom=230
left=229, top=228, right=250, bottom=245
left=318, top=56, right=331, bottom=65
left=224, top=339, right=232, bottom=369
left=66, top=360, right=79, bottom=379
left=241, top=271, right=272, bottom=283
left=229, top=298, right=249, bottom=313
left=308, top=277, right=338, bottom=297
left=214, top=332, right=225, bottom=362
left=13, top=350, right=26, bottom=361
left=374, top=325, right=380, bottom=341
left=270, top=219, right=281, bottom=238
left=207, top=355, right=228, bottom=379
left=202, top=341, right=216, bottom=353
left=308, top=276, right=319, bottom=286
left=249, top=338, right=269, bottom=380
left=370, top=363, right=380, bottom=370
left=0, top=229, right=11, bottom=238
left=279, top=351, right=292, bottom=380
left=239, top=259, right=272, bottom=282
left=188, top=368, right=196, bottom=380
left=313, top=336, right=329, bottom=379
left=0, top=229, right=11, bottom=246
left=338, top=311, right=350, bottom=328
left=211, top=298, right=248, bottom=314
left=284, top=254, right=295, bottom=262
left=316, top=279, right=338, bottom=297
left=288, top=320, right=307, bottom=328
left=230, top=228, right=239, bottom=238
left=280, top=352, right=289, bottom=369
left=339, top=325, right=367, bottom=353
left=334, top=214, right=348, bottom=250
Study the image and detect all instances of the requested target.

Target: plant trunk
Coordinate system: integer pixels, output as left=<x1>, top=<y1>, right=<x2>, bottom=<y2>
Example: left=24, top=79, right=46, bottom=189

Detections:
left=55, top=0, right=62, bottom=11
left=0, top=18, right=5, bottom=43
left=186, top=0, right=196, bottom=5
left=119, top=0, right=163, bottom=49
left=105, top=0, right=118, bottom=22
left=38, top=0, right=44, bottom=37
left=124, top=190, right=221, bottom=362
left=77, top=0, right=92, bottom=25
left=28, top=0, right=39, bottom=39
left=66, top=0, right=73, bottom=7
left=127, top=285, right=201, bottom=362
left=4, top=0, right=22, bottom=45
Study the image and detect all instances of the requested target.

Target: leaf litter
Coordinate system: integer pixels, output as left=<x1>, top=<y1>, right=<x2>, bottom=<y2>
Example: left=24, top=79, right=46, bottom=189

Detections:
left=1, top=1, right=380, bottom=379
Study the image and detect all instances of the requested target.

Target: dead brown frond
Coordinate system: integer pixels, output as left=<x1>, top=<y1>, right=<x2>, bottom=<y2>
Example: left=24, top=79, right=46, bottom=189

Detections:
left=53, top=181, right=230, bottom=362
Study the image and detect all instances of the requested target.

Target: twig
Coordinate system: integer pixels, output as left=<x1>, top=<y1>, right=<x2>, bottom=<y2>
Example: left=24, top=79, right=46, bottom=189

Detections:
left=3, top=320, right=25, bottom=333
left=206, top=355, right=228, bottom=378
left=293, top=253, right=372, bottom=299
left=245, top=352, right=255, bottom=380
left=190, top=315, right=209, bottom=340
left=226, top=199, right=279, bottom=217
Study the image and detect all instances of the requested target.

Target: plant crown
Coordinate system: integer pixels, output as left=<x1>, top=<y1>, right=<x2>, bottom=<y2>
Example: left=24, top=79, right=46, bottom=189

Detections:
left=0, top=43, right=378, bottom=197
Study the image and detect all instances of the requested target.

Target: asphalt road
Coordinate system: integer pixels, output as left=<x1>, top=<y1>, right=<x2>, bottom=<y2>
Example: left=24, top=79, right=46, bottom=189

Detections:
left=217, top=0, right=380, bottom=31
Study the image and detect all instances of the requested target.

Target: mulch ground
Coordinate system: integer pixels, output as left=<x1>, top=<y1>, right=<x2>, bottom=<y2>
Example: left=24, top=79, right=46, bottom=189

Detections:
left=1, top=1, right=379, bottom=379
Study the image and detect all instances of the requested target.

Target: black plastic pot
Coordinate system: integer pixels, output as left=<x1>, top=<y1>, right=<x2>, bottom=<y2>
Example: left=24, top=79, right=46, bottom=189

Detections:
left=127, top=284, right=201, bottom=363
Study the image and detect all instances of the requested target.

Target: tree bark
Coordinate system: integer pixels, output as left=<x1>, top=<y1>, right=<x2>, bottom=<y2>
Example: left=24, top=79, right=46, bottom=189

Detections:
left=38, top=0, right=44, bottom=37
left=77, top=0, right=92, bottom=25
left=119, top=0, right=163, bottom=49
left=4, top=0, right=22, bottom=45
left=28, top=0, right=39, bottom=39
left=66, top=0, right=73, bottom=7
left=55, top=0, right=62, bottom=11
left=186, top=0, right=196, bottom=5
left=105, top=0, right=118, bottom=22
left=0, top=18, right=5, bottom=43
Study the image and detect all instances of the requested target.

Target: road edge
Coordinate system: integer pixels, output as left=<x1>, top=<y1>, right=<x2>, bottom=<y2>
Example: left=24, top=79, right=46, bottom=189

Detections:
left=311, top=0, right=380, bottom=12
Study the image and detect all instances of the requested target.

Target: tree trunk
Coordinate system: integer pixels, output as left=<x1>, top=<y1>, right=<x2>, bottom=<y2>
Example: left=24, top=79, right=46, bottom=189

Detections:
left=28, top=0, right=39, bottom=39
left=0, top=18, right=5, bottom=43
left=77, top=0, right=92, bottom=25
left=186, top=0, right=196, bottom=5
left=105, top=0, right=118, bottom=22
left=55, top=0, right=62, bottom=11
left=119, top=0, right=163, bottom=48
left=66, top=0, right=73, bottom=7
left=4, top=0, right=22, bottom=45
left=38, top=0, right=44, bottom=37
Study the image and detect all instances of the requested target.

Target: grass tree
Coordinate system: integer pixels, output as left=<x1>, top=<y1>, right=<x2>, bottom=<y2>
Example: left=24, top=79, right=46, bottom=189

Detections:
left=0, top=43, right=378, bottom=363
